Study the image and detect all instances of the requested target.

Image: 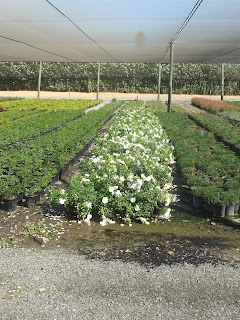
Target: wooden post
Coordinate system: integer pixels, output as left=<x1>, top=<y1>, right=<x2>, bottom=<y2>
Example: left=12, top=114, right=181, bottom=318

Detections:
left=97, top=62, right=101, bottom=99
left=157, top=63, right=162, bottom=101
left=37, top=61, right=42, bottom=99
left=168, top=42, right=174, bottom=112
left=221, top=63, right=224, bottom=101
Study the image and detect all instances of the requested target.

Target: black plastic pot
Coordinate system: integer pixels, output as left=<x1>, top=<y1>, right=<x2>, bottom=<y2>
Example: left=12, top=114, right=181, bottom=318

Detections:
left=193, top=195, right=203, bottom=209
left=50, top=172, right=60, bottom=184
left=25, top=194, right=40, bottom=208
left=4, top=197, right=18, bottom=211
left=204, top=202, right=213, bottom=213
left=60, top=165, right=69, bottom=179
left=212, top=204, right=226, bottom=217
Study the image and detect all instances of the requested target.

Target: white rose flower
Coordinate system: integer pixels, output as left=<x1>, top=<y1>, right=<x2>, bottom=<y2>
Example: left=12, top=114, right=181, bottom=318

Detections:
left=128, top=174, right=134, bottom=181
left=102, top=197, right=108, bottom=204
left=59, top=198, right=66, bottom=205
left=130, top=197, right=136, bottom=203
left=83, top=202, right=92, bottom=209
left=109, top=187, right=115, bottom=193
left=165, top=197, right=171, bottom=207
left=145, top=176, right=152, bottom=182
left=135, top=205, right=140, bottom=211
left=115, top=190, right=122, bottom=197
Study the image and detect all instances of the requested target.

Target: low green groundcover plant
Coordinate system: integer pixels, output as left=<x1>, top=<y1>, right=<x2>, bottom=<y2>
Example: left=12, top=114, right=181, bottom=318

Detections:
left=51, top=103, right=176, bottom=225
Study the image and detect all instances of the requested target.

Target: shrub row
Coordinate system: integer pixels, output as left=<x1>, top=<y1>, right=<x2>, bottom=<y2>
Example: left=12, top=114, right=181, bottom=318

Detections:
left=51, top=101, right=176, bottom=224
left=0, top=101, right=121, bottom=203
left=0, top=102, right=101, bottom=148
left=189, top=113, right=240, bottom=154
left=217, top=109, right=240, bottom=127
left=150, top=110, right=240, bottom=216
left=0, top=98, right=101, bottom=111
left=191, top=97, right=238, bottom=112
left=0, top=98, right=101, bottom=126
left=145, top=101, right=187, bottom=113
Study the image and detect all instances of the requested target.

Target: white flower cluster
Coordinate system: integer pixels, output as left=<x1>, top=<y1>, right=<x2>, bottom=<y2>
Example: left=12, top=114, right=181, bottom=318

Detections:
left=67, top=104, right=176, bottom=224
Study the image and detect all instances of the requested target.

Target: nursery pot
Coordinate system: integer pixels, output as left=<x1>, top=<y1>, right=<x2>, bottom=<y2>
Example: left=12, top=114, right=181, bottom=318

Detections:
left=60, top=165, right=69, bottom=179
left=234, top=203, right=239, bottom=213
left=25, top=194, right=40, bottom=208
left=212, top=204, right=226, bottom=218
left=204, top=202, right=213, bottom=213
left=50, top=172, right=60, bottom=184
left=225, top=204, right=236, bottom=216
left=193, top=195, right=203, bottom=209
left=4, top=197, right=18, bottom=211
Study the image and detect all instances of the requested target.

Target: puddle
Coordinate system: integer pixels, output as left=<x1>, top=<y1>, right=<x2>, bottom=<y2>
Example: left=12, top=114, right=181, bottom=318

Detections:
left=52, top=219, right=240, bottom=268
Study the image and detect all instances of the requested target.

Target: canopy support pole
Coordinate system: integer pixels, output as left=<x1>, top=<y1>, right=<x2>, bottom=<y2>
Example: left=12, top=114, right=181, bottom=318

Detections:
left=37, top=61, right=42, bottom=99
left=168, top=42, right=174, bottom=112
left=97, top=62, right=101, bottom=99
left=221, top=63, right=224, bottom=101
left=157, top=63, right=162, bottom=101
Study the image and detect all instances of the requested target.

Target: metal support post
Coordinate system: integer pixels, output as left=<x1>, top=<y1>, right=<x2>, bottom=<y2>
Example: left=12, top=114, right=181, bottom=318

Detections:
left=37, top=61, right=42, bottom=99
left=221, top=63, right=224, bottom=101
left=168, top=42, right=174, bottom=112
left=157, top=63, right=162, bottom=101
left=97, top=62, right=101, bottom=99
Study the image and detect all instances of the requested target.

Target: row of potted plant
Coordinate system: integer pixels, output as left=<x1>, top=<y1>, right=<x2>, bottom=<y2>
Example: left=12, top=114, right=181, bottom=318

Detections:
left=217, top=109, right=240, bottom=127
left=145, top=101, right=187, bottom=113
left=150, top=109, right=240, bottom=217
left=50, top=101, right=176, bottom=225
left=191, top=97, right=238, bottom=112
left=0, top=98, right=101, bottom=126
left=0, top=107, right=95, bottom=149
left=189, top=113, right=240, bottom=155
left=0, top=100, right=121, bottom=210
left=0, top=98, right=101, bottom=111
left=0, top=107, right=43, bottom=126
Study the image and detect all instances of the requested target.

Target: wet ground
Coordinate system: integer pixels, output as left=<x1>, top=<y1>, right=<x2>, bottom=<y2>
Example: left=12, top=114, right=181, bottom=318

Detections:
left=0, top=179, right=239, bottom=268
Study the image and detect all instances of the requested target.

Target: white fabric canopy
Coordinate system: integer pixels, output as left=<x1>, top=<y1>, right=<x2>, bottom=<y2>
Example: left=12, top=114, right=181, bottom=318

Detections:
left=0, top=0, right=240, bottom=63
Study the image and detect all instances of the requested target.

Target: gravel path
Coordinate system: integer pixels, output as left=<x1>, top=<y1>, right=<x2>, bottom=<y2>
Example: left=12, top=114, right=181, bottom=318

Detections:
left=0, top=248, right=239, bottom=320
left=172, top=101, right=206, bottom=113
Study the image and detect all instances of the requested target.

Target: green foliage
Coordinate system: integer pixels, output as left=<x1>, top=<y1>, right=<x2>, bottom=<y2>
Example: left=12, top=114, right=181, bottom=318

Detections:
left=154, top=112, right=240, bottom=206
left=21, top=223, right=58, bottom=239
left=1, top=61, right=240, bottom=95
left=0, top=99, right=120, bottom=198
left=0, top=238, right=8, bottom=248
left=190, top=113, right=240, bottom=151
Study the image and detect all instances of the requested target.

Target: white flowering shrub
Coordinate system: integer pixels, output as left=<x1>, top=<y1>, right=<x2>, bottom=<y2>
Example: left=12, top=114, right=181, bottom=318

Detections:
left=55, top=102, right=175, bottom=224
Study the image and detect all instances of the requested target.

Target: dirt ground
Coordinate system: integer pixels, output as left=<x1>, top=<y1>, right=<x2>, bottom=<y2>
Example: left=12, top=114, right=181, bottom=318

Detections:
left=1, top=90, right=240, bottom=102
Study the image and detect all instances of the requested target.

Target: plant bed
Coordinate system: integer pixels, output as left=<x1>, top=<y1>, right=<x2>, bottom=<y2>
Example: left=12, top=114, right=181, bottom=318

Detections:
left=191, top=97, right=238, bottom=113
left=148, top=109, right=240, bottom=218
left=0, top=100, right=122, bottom=211
left=0, top=99, right=101, bottom=149
left=50, top=101, right=176, bottom=225
left=188, top=113, right=240, bottom=156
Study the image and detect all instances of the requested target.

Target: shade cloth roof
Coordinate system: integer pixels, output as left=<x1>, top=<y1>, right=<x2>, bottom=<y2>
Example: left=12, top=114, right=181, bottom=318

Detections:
left=0, top=0, right=240, bottom=63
